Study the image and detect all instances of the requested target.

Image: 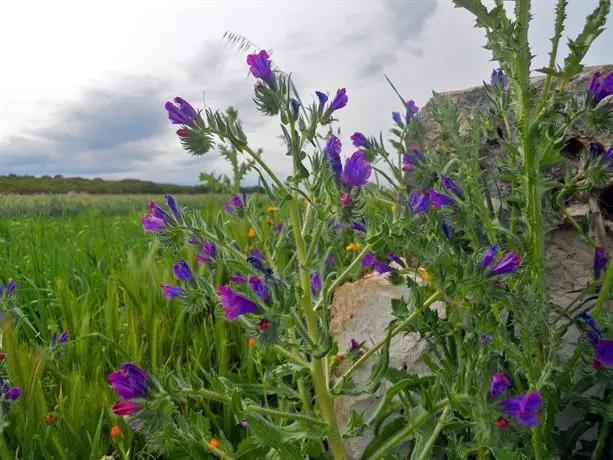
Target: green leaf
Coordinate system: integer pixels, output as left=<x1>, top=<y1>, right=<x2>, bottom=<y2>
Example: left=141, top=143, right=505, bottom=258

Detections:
left=361, top=418, right=407, bottom=460
left=343, top=410, right=367, bottom=438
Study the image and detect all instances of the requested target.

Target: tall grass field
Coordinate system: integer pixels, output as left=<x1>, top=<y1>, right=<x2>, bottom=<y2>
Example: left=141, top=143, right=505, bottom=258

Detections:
left=0, top=194, right=245, bottom=458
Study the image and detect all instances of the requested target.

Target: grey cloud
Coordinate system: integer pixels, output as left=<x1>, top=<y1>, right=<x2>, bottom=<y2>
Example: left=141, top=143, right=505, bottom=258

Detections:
left=355, top=0, right=438, bottom=79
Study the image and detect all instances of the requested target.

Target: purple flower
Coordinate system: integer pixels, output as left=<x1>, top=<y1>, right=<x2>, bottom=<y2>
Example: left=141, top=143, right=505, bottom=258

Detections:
left=392, top=112, right=402, bottom=124
left=326, top=253, right=336, bottom=265
left=374, top=260, right=393, bottom=274
left=316, top=91, right=328, bottom=110
left=165, top=97, right=198, bottom=125
left=310, top=272, right=322, bottom=293
left=581, top=312, right=602, bottom=336
left=406, top=100, right=419, bottom=117
left=340, top=192, right=352, bottom=207
left=247, top=50, right=274, bottom=83
left=351, top=132, right=368, bottom=148
left=108, top=363, right=149, bottom=400
left=479, top=334, right=493, bottom=345
left=4, top=386, right=21, bottom=401
left=591, top=143, right=603, bottom=156
left=428, top=189, right=455, bottom=208
left=273, top=223, right=284, bottom=232
left=441, top=176, right=463, bottom=198
left=51, top=331, right=70, bottom=345
left=228, top=272, right=247, bottom=284
left=290, top=98, right=301, bottom=117
left=350, top=339, right=360, bottom=351
left=490, top=251, right=521, bottom=276
left=223, top=203, right=234, bottom=213
left=160, top=283, right=184, bottom=299
left=490, top=68, right=509, bottom=88
left=489, top=372, right=511, bottom=398
left=328, top=88, right=348, bottom=113
left=112, top=400, right=142, bottom=416
left=342, top=151, right=372, bottom=187
left=6, top=279, right=15, bottom=294
left=251, top=248, right=265, bottom=260
left=324, top=135, right=343, bottom=180
left=148, top=200, right=169, bottom=220
left=594, top=246, right=610, bottom=278
left=231, top=194, right=243, bottom=208
left=142, top=214, right=165, bottom=232
left=218, top=285, right=258, bottom=319
left=402, top=148, right=426, bottom=172
left=500, top=390, right=543, bottom=427
left=362, top=252, right=377, bottom=267
left=249, top=275, right=270, bottom=301
left=173, top=259, right=193, bottom=283
left=165, top=195, right=180, bottom=218
left=587, top=329, right=600, bottom=347
left=388, top=252, right=406, bottom=267
left=442, top=218, right=453, bottom=240
left=197, top=241, right=217, bottom=264
left=188, top=233, right=199, bottom=246
left=350, top=221, right=366, bottom=233
left=588, top=71, right=613, bottom=103
left=481, top=245, right=499, bottom=267
left=408, top=190, right=429, bottom=213
left=595, top=339, right=613, bottom=366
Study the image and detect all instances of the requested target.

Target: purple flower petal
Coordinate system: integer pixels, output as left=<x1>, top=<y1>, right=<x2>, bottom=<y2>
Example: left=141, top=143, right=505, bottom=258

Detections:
left=490, top=251, right=521, bottom=276
left=218, top=285, right=258, bottom=319
left=350, top=132, right=368, bottom=148
left=481, top=245, right=499, bottom=268
left=247, top=50, right=274, bottom=83
left=329, top=88, right=348, bottom=113
left=173, top=259, right=193, bottom=283
left=324, top=135, right=343, bottom=180
left=595, top=339, right=613, bottom=366
left=342, top=151, right=372, bottom=187
left=249, top=275, right=270, bottom=301
left=489, top=372, right=511, bottom=398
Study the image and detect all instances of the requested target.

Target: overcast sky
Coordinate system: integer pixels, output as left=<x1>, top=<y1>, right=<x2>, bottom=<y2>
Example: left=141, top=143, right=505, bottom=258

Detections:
left=0, top=0, right=612, bottom=185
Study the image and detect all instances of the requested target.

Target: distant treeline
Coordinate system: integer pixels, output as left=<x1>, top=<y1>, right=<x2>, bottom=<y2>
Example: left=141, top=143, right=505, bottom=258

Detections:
left=0, top=174, right=263, bottom=195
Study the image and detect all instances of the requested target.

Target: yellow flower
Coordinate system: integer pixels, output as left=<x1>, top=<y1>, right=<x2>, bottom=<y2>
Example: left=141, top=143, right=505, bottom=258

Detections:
left=346, top=242, right=362, bottom=251
left=265, top=218, right=273, bottom=225
left=390, top=204, right=397, bottom=212
left=267, top=205, right=278, bottom=213
left=248, top=227, right=257, bottom=238
left=209, top=438, right=220, bottom=449
left=417, top=265, right=432, bottom=283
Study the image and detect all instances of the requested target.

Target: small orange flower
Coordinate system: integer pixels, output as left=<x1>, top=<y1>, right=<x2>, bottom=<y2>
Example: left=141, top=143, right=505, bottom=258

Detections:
left=248, top=227, right=257, bottom=238
left=265, top=218, right=273, bottom=224
left=111, top=425, right=122, bottom=438
left=209, top=438, right=220, bottom=449
left=45, top=412, right=56, bottom=425
left=336, top=354, right=345, bottom=361
left=267, top=205, right=278, bottom=213
left=248, top=337, right=256, bottom=347
left=346, top=242, right=362, bottom=251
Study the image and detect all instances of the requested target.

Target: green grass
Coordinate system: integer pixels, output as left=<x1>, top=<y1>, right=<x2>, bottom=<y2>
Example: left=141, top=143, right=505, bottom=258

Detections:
left=0, top=195, right=251, bottom=458
left=0, top=194, right=224, bottom=217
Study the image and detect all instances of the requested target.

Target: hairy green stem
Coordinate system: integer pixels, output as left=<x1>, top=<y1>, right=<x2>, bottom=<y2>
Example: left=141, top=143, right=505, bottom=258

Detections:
left=273, top=344, right=310, bottom=369
left=243, top=145, right=286, bottom=191
left=369, top=397, right=469, bottom=460
left=288, top=196, right=346, bottom=458
left=332, top=290, right=442, bottom=391
left=313, top=244, right=373, bottom=312
left=416, top=405, right=451, bottom=460
left=182, top=388, right=326, bottom=426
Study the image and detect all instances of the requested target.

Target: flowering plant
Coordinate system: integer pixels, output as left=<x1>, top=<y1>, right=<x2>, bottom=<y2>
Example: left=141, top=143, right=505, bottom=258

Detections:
left=114, top=1, right=613, bottom=459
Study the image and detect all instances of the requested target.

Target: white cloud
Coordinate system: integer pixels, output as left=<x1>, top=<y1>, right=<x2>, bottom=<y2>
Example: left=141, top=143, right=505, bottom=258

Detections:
left=0, top=0, right=611, bottom=185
